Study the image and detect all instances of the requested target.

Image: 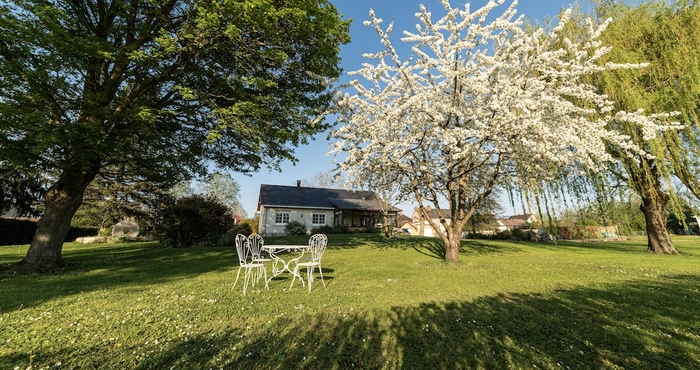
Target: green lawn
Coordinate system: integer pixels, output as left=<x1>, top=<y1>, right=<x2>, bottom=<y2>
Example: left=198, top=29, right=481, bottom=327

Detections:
left=1, top=235, right=699, bottom=369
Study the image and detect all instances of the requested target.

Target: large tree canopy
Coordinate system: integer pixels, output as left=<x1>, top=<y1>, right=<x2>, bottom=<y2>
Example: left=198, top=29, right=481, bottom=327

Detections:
left=564, top=0, right=700, bottom=253
left=0, top=0, right=349, bottom=271
left=330, top=0, right=679, bottom=263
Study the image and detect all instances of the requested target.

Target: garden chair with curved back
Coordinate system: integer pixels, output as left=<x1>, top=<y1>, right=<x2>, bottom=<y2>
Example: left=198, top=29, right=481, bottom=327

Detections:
left=233, top=234, right=268, bottom=294
left=248, top=234, right=271, bottom=283
left=291, top=234, right=328, bottom=292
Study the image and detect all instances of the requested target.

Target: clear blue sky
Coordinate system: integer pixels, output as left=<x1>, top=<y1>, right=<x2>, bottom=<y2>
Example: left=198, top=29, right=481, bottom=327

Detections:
left=235, top=0, right=582, bottom=218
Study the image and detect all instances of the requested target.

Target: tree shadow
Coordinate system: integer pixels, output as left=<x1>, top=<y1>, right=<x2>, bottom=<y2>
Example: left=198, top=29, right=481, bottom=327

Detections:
left=0, top=242, right=237, bottom=313
left=459, top=240, right=523, bottom=256
left=16, top=274, right=696, bottom=369
left=527, top=238, right=695, bottom=257
left=203, top=274, right=700, bottom=369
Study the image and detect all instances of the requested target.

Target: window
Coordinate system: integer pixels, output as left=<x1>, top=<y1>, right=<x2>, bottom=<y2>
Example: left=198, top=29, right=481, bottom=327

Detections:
left=312, top=212, right=326, bottom=225
left=360, top=216, right=371, bottom=227
left=275, top=210, right=290, bottom=224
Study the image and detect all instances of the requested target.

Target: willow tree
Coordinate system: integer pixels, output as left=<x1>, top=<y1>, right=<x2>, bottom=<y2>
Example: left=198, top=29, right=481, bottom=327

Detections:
left=330, top=0, right=679, bottom=263
left=0, top=0, right=349, bottom=272
left=571, top=0, right=700, bottom=253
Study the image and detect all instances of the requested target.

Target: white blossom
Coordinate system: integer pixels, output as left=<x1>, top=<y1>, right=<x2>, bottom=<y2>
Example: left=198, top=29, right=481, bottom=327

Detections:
left=328, top=0, right=680, bottom=254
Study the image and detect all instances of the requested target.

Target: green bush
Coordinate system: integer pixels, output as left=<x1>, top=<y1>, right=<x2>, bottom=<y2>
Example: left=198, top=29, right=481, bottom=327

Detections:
left=0, top=218, right=36, bottom=245
left=360, top=224, right=379, bottom=233
left=511, top=228, right=527, bottom=241
left=569, top=224, right=598, bottom=239
left=215, top=231, right=236, bottom=247
left=0, top=219, right=98, bottom=246
left=156, top=195, right=234, bottom=247
left=284, top=220, right=307, bottom=235
left=229, top=222, right=252, bottom=236
left=310, top=223, right=349, bottom=234
left=65, top=226, right=99, bottom=241
left=493, top=230, right=512, bottom=240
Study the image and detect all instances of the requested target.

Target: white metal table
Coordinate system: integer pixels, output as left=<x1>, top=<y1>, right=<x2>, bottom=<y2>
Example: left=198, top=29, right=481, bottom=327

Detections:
left=262, top=245, right=310, bottom=287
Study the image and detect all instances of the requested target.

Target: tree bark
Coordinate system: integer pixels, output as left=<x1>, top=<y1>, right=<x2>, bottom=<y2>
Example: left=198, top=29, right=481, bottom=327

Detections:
left=16, top=167, right=96, bottom=272
left=640, top=191, right=678, bottom=254
left=444, top=231, right=461, bottom=263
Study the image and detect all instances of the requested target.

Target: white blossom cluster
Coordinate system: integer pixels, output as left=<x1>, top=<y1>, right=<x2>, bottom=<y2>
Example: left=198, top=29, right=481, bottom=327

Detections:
left=329, top=0, right=680, bottom=200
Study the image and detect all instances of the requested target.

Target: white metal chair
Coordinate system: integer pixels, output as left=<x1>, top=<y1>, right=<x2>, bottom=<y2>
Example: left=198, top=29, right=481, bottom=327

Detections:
left=248, top=234, right=271, bottom=284
left=233, top=234, right=268, bottom=294
left=249, top=234, right=271, bottom=263
left=291, top=234, right=328, bottom=292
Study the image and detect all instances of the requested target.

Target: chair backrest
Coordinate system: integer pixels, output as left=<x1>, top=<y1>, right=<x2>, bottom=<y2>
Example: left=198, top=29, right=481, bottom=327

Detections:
left=248, top=234, right=265, bottom=259
left=234, top=234, right=251, bottom=265
left=308, top=234, right=328, bottom=262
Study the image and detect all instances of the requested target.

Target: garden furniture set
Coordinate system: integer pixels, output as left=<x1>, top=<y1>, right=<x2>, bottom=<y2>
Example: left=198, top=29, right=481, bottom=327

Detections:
left=233, top=233, right=328, bottom=294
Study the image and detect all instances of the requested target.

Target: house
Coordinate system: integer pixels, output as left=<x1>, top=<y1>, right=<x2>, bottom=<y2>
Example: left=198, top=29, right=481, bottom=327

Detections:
left=496, top=214, right=538, bottom=231
left=407, top=206, right=452, bottom=237
left=396, top=212, right=415, bottom=234
left=256, top=182, right=402, bottom=236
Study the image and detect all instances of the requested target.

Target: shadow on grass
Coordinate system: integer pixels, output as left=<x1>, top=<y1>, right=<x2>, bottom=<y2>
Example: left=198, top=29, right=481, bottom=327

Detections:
left=266, top=234, right=524, bottom=260
left=460, top=240, right=523, bottom=256
left=0, top=242, right=236, bottom=313
left=14, top=274, right=697, bottom=369
left=160, top=274, right=700, bottom=369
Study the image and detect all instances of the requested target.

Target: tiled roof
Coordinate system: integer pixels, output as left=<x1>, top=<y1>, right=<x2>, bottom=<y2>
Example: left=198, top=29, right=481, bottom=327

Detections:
left=500, top=218, right=526, bottom=227
left=328, top=198, right=400, bottom=212
left=412, top=208, right=452, bottom=220
left=258, top=184, right=400, bottom=211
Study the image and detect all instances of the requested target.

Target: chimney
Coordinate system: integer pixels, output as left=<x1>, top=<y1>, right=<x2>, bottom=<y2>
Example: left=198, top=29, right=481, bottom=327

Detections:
left=296, top=180, right=301, bottom=188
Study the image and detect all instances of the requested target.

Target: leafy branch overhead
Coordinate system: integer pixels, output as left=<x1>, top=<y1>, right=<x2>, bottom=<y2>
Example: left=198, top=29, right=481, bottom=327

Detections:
left=0, top=0, right=350, bottom=271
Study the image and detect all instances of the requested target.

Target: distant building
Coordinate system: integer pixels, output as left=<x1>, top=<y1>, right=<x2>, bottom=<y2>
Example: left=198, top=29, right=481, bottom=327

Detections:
left=398, top=205, right=452, bottom=237
left=496, top=214, right=538, bottom=231
left=256, top=182, right=401, bottom=236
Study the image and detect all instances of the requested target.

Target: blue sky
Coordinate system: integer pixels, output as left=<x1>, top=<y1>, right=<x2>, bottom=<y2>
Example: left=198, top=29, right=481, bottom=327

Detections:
left=235, top=0, right=582, bottom=217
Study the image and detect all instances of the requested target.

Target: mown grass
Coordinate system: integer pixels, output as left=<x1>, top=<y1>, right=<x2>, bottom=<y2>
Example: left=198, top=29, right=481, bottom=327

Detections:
left=1, top=235, right=699, bottom=369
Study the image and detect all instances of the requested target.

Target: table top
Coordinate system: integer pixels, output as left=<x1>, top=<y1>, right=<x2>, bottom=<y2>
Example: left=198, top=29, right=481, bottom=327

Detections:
left=262, top=244, right=309, bottom=250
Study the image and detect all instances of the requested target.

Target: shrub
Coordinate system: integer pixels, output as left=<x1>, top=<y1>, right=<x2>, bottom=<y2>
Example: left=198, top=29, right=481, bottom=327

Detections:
left=229, top=222, right=252, bottom=236
left=215, top=231, right=235, bottom=247
left=568, top=224, right=599, bottom=239
left=284, top=220, right=307, bottom=235
left=0, top=218, right=36, bottom=245
left=242, top=217, right=259, bottom=235
left=0, top=219, right=98, bottom=246
left=558, top=227, right=572, bottom=240
left=464, top=232, right=490, bottom=239
left=511, top=228, right=527, bottom=241
left=65, top=226, right=99, bottom=241
left=156, top=195, right=234, bottom=247
left=310, top=223, right=349, bottom=234
left=359, top=224, right=379, bottom=233
left=493, top=230, right=512, bottom=240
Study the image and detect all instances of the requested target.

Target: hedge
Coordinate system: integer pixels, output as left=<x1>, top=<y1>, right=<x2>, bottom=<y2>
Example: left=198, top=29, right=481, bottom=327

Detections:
left=0, top=218, right=98, bottom=246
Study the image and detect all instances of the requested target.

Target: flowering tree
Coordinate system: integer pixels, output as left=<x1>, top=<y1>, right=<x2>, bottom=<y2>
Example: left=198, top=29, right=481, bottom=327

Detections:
left=330, top=0, right=679, bottom=263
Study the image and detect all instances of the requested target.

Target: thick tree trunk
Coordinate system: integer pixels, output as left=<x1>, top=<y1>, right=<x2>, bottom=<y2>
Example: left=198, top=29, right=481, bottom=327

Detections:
left=443, top=223, right=463, bottom=263
left=640, top=191, right=678, bottom=254
left=16, top=167, right=96, bottom=272
left=444, top=234, right=461, bottom=263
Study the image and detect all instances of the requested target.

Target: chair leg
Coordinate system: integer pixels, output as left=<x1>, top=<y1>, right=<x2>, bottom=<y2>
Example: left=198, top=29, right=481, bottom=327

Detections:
left=256, top=263, right=269, bottom=285
left=233, top=266, right=243, bottom=290
left=307, top=266, right=314, bottom=292
left=261, top=266, right=269, bottom=290
left=290, top=265, right=306, bottom=289
left=243, top=267, right=253, bottom=295
left=318, top=264, right=326, bottom=288
left=290, top=265, right=299, bottom=289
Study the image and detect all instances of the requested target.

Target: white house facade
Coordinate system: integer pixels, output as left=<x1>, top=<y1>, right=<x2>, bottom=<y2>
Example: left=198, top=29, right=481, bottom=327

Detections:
left=257, top=182, right=401, bottom=236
